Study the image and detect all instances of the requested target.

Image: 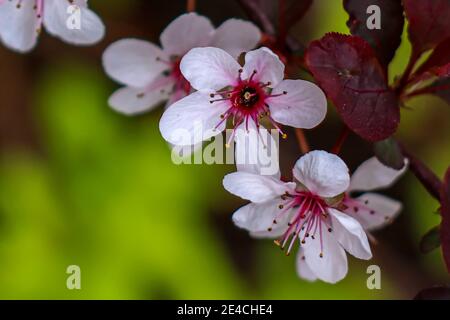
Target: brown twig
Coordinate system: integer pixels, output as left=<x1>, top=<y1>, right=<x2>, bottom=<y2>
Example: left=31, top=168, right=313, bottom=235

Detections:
left=400, top=144, right=443, bottom=201
left=294, top=128, right=310, bottom=154
left=331, top=126, right=350, bottom=154
left=186, top=0, right=196, bottom=12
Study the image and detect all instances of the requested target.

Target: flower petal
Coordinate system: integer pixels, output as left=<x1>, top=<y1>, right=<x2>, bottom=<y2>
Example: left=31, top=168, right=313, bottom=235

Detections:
left=210, top=19, right=261, bottom=59
left=160, top=12, right=214, bottom=56
left=102, top=39, right=167, bottom=88
left=344, top=193, right=402, bottom=231
left=234, top=121, right=280, bottom=178
left=296, top=248, right=318, bottom=282
left=180, top=47, right=241, bottom=91
left=267, top=79, right=327, bottom=129
left=242, top=47, right=285, bottom=87
left=349, top=157, right=408, bottom=192
left=223, top=171, right=295, bottom=203
left=159, top=91, right=228, bottom=145
left=108, top=86, right=169, bottom=116
left=329, top=209, right=372, bottom=260
left=302, top=226, right=348, bottom=284
left=293, top=150, right=350, bottom=198
left=0, top=0, right=38, bottom=52
left=232, top=199, right=292, bottom=235
left=43, top=0, right=105, bottom=45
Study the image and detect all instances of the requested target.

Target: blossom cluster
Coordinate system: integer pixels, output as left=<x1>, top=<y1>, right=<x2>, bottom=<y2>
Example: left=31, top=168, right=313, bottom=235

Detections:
left=0, top=3, right=409, bottom=284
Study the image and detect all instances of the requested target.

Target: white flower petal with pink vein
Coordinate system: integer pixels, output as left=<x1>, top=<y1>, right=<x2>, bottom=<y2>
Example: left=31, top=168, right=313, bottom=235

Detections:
left=346, top=193, right=402, bottom=231
left=44, top=0, right=104, bottom=45
left=349, top=157, right=408, bottom=192
left=0, top=0, right=38, bottom=52
left=102, top=39, right=167, bottom=88
left=211, top=19, right=261, bottom=59
left=242, top=47, right=285, bottom=87
left=160, top=12, right=214, bottom=56
left=329, top=209, right=372, bottom=260
left=293, top=150, right=350, bottom=198
left=180, top=47, right=241, bottom=91
left=267, top=79, right=327, bottom=129
left=232, top=199, right=293, bottom=234
left=159, top=91, right=229, bottom=146
left=223, top=171, right=295, bottom=203
left=302, top=226, right=348, bottom=284
left=108, top=86, right=169, bottom=116
left=296, top=249, right=318, bottom=282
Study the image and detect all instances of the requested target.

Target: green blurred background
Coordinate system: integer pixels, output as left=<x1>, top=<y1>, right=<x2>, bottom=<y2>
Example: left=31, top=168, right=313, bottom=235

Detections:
left=0, top=0, right=449, bottom=299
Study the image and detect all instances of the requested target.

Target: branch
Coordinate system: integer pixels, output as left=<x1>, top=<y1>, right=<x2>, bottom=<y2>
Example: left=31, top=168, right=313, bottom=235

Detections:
left=400, top=144, right=443, bottom=200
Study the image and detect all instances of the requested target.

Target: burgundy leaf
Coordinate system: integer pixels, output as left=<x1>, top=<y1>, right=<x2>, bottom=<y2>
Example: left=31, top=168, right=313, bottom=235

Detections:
left=415, top=38, right=450, bottom=76
left=305, top=33, right=400, bottom=141
left=344, top=0, right=404, bottom=68
left=403, top=0, right=450, bottom=55
left=440, top=167, right=450, bottom=274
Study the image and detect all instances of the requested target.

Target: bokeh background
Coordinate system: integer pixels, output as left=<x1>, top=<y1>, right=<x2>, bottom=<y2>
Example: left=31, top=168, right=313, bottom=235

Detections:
left=0, top=0, right=449, bottom=299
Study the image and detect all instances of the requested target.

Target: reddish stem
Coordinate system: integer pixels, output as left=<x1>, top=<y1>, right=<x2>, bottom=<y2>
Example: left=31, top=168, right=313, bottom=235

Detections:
left=331, top=126, right=350, bottom=154
left=295, top=128, right=310, bottom=154
left=404, top=83, right=450, bottom=100
left=395, top=50, right=421, bottom=94
left=278, top=0, right=287, bottom=46
left=187, top=0, right=196, bottom=12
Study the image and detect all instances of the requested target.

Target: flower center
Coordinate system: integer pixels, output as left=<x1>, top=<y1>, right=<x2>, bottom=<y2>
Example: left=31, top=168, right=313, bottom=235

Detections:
left=268, top=190, right=332, bottom=257
left=209, top=69, right=288, bottom=146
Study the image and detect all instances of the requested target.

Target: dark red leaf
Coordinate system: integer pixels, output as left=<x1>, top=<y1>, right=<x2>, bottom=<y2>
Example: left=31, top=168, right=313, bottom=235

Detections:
left=403, top=0, right=450, bottom=55
left=414, top=286, right=450, bottom=300
left=415, top=38, right=450, bottom=76
left=344, top=0, right=404, bottom=68
left=440, top=167, right=450, bottom=274
left=305, top=33, right=400, bottom=141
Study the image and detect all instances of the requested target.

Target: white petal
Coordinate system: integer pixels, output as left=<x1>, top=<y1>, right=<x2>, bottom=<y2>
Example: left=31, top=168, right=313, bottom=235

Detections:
left=223, top=172, right=295, bottom=203
left=293, top=150, right=350, bottom=198
left=302, top=226, right=348, bottom=284
left=165, top=89, right=188, bottom=109
left=242, top=47, right=285, bottom=87
left=349, top=157, right=408, bottom=192
left=108, top=86, right=168, bottom=116
left=0, top=0, right=39, bottom=52
left=160, top=12, right=214, bottom=56
left=43, top=0, right=105, bottom=45
left=344, top=193, right=402, bottom=231
left=210, top=19, right=261, bottom=59
left=159, top=91, right=228, bottom=146
left=296, top=249, right=318, bottom=282
left=102, top=39, right=167, bottom=87
left=234, top=121, right=281, bottom=178
left=267, top=80, right=327, bottom=129
left=180, top=47, right=240, bottom=91
left=232, top=199, right=292, bottom=235
left=329, top=209, right=372, bottom=260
